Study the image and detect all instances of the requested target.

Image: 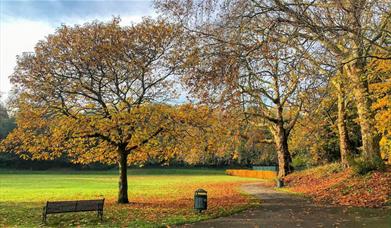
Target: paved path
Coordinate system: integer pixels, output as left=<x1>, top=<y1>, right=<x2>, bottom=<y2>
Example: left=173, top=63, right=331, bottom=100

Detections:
left=180, top=183, right=390, bottom=228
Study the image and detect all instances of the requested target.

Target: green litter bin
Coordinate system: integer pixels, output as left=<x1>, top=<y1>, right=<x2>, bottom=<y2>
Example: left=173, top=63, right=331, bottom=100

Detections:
left=276, top=178, right=284, bottom=188
left=194, top=189, right=207, bottom=212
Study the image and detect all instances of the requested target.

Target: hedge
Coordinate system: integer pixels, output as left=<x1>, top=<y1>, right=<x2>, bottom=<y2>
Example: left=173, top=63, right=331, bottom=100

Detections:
left=226, top=169, right=277, bottom=179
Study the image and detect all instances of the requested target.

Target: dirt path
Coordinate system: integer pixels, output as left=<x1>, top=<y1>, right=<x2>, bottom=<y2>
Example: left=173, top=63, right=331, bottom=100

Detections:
left=180, top=182, right=390, bottom=228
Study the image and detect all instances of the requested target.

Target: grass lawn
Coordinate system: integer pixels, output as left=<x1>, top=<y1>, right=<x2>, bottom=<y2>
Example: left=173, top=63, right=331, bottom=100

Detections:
left=0, top=168, right=260, bottom=227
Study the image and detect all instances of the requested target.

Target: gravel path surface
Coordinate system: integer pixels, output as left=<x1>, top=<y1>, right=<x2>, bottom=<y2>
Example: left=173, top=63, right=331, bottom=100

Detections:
left=179, top=182, right=390, bottom=228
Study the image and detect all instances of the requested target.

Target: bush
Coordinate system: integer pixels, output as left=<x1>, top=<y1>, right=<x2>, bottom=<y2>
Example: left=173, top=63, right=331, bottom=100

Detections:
left=351, top=157, right=385, bottom=175
left=292, top=153, right=311, bottom=170
left=226, top=169, right=277, bottom=179
left=325, top=162, right=344, bottom=174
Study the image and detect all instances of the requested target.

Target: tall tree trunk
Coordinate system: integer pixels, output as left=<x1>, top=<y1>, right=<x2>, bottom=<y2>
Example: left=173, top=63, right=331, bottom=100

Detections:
left=118, top=151, right=129, bottom=204
left=272, top=124, right=293, bottom=178
left=346, top=65, right=382, bottom=165
left=335, top=79, right=352, bottom=168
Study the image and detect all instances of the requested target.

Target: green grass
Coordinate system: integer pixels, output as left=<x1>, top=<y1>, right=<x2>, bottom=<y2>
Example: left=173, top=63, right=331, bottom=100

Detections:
left=0, top=168, right=259, bottom=227
left=293, top=162, right=344, bottom=177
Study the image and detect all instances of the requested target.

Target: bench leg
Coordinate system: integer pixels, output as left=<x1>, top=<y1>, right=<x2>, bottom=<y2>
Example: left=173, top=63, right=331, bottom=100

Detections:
left=42, top=213, right=47, bottom=224
left=97, top=210, right=103, bottom=222
left=42, top=207, right=47, bottom=224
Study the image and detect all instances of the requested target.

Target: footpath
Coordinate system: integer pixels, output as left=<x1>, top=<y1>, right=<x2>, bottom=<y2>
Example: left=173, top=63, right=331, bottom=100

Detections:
left=181, top=182, right=390, bottom=228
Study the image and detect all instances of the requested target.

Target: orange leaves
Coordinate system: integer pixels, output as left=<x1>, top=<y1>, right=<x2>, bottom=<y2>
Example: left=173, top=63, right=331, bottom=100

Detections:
left=6, top=17, right=186, bottom=167
left=370, top=59, right=391, bottom=163
left=100, top=181, right=255, bottom=225
left=285, top=165, right=391, bottom=208
left=125, top=104, right=245, bottom=166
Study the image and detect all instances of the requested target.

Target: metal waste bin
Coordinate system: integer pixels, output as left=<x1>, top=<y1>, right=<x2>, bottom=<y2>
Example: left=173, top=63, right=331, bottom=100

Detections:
left=276, top=178, right=284, bottom=188
left=194, top=189, right=207, bottom=212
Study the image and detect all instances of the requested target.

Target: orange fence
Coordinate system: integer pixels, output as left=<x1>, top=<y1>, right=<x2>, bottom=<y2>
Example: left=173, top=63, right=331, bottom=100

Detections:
left=226, top=169, right=277, bottom=179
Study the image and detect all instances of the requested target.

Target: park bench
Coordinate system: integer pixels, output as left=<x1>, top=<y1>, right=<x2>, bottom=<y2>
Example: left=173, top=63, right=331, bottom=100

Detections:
left=42, top=199, right=105, bottom=223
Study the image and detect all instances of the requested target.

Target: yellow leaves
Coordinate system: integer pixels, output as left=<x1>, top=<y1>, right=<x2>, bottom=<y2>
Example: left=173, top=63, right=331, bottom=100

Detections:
left=379, top=137, right=391, bottom=163
left=370, top=59, right=391, bottom=163
left=3, top=99, right=182, bottom=165
left=5, top=16, right=189, bottom=168
left=232, top=151, right=239, bottom=160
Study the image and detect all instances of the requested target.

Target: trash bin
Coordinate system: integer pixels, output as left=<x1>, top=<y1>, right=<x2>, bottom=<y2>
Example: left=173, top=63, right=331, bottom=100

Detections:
left=276, top=178, right=284, bottom=188
left=194, top=189, right=207, bottom=212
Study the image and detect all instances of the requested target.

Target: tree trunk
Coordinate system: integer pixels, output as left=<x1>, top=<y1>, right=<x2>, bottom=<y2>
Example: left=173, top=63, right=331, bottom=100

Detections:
left=336, top=81, right=352, bottom=168
left=118, top=151, right=129, bottom=204
left=346, top=65, right=382, bottom=165
left=272, top=124, right=293, bottom=178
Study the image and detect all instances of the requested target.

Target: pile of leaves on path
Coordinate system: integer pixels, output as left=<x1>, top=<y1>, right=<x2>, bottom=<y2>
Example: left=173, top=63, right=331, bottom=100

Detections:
left=284, top=163, right=391, bottom=208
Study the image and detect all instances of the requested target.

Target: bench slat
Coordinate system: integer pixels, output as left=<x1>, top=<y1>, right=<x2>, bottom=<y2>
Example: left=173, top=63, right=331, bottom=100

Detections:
left=46, top=201, right=77, bottom=213
left=76, top=200, right=104, bottom=211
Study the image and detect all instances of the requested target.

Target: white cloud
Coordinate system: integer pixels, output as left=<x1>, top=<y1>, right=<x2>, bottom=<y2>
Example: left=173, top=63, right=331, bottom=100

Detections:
left=0, top=15, right=148, bottom=102
left=119, top=15, right=147, bottom=26
left=60, top=15, right=146, bottom=27
left=0, top=19, right=54, bottom=102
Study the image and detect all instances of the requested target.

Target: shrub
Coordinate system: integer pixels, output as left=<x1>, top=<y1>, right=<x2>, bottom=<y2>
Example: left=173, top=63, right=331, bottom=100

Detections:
left=351, top=157, right=385, bottom=175
left=226, top=169, right=277, bottom=179
left=292, top=153, right=311, bottom=170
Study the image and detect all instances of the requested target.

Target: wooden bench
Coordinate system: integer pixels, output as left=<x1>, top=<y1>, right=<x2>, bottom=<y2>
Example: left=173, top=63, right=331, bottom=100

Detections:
left=42, top=199, right=104, bottom=223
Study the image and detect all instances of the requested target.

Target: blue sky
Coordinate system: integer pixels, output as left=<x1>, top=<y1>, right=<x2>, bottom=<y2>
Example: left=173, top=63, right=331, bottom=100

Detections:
left=0, top=0, right=155, bottom=102
left=1, top=0, right=153, bottom=24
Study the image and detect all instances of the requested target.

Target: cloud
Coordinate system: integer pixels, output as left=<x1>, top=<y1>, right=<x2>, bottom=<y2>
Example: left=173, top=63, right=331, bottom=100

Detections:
left=0, top=1, right=155, bottom=102
left=0, top=19, right=54, bottom=101
left=1, top=0, right=154, bottom=25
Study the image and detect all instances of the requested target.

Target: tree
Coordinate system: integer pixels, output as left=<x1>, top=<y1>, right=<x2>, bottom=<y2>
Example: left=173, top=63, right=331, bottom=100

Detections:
left=250, top=0, right=390, bottom=168
left=150, top=104, right=243, bottom=166
left=333, top=70, right=354, bottom=167
left=0, top=102, right=7, bottom=120
left=157, top=0, right=325, bottom=177
left=289, top=86, right=361, bottom=166
left=4, top=18, right=183, bottom=203
left=0, top=96, right=16, bottom=142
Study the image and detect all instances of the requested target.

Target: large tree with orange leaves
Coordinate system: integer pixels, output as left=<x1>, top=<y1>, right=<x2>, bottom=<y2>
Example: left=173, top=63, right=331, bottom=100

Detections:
left=4, top=18, right=183, bottom=203
left=157, top=0, right=325, bottom=177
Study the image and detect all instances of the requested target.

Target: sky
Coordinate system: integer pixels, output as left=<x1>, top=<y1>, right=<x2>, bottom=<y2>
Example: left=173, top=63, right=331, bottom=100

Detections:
left=0, top=0, right=155, bottom=102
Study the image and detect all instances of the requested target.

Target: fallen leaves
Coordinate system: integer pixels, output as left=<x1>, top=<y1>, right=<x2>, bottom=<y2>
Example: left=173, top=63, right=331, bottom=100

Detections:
left=284, top=164, right=391, bottom=208
left=98, top=182, right=257, bottom=226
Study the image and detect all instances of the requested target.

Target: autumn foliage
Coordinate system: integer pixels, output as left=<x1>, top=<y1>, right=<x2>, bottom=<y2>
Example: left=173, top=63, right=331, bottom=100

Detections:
left=158, top=0, right=390, bottom=175
left=103, top=181, right=257, bottom=225
left=370, top=59, right=391, bottom=163
left=284, top=164, right=391, bottom=208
